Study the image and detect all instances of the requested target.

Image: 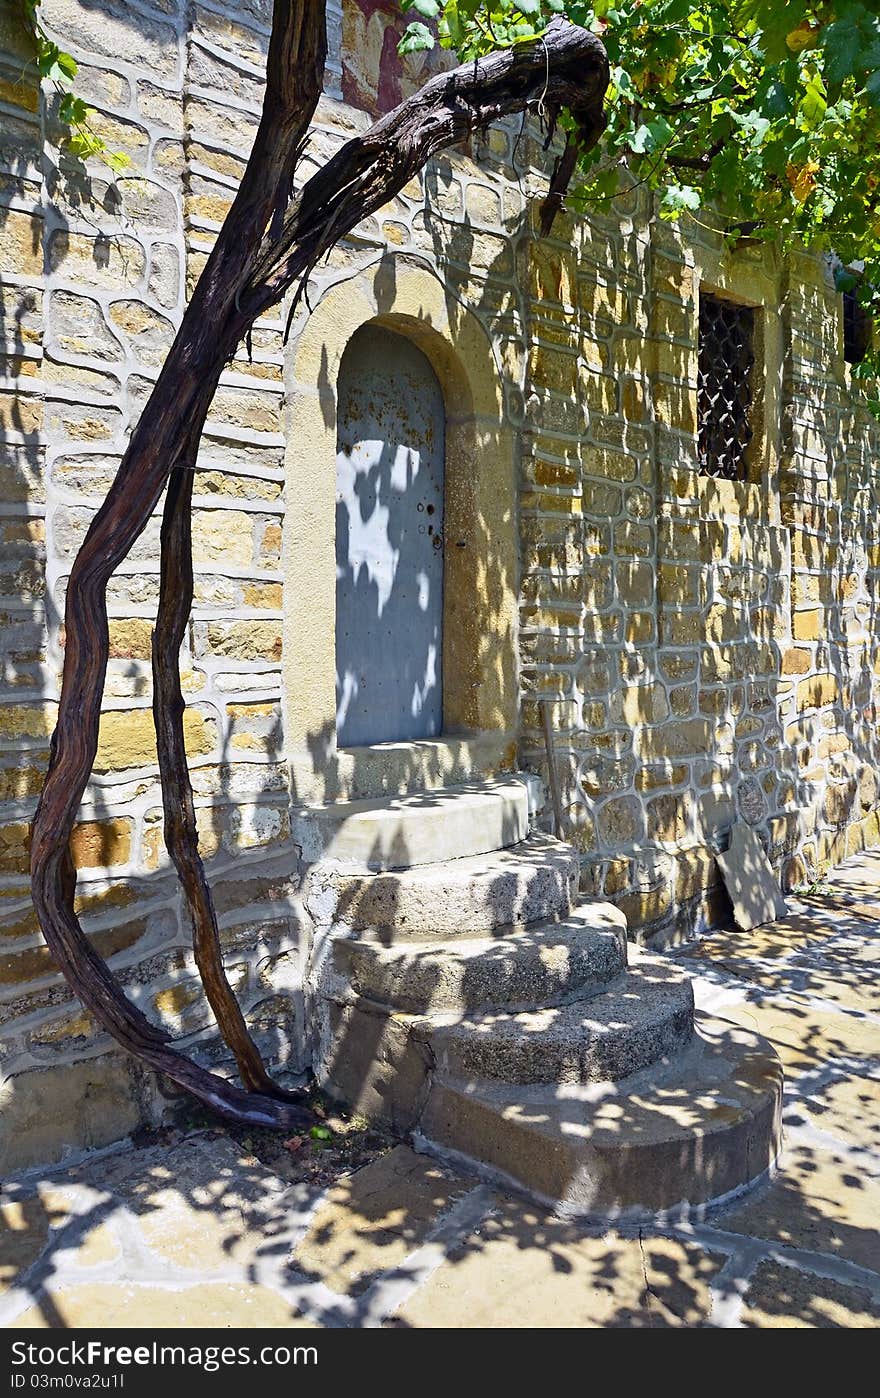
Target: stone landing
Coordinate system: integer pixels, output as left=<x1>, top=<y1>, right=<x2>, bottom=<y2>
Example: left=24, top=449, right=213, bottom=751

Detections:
left=304, top=777, right=783, bottom=1219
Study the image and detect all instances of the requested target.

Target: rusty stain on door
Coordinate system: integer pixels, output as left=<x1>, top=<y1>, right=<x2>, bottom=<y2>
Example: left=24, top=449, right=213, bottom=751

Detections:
left=335, top=323, right=445, bottom=746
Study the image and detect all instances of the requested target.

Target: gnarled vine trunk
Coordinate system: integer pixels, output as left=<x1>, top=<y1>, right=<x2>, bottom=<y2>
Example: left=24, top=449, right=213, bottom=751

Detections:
left=30, top=1, right=609, bottom=1128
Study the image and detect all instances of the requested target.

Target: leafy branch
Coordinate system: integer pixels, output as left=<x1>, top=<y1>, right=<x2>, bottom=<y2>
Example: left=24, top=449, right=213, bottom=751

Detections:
left=18, top=0, right=131, bottom=172
left=397, top=0, right=880, bottom=399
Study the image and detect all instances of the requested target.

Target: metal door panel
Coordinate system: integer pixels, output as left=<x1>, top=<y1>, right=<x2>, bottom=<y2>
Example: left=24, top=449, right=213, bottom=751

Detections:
left=335, top=324, right=445, bottom=746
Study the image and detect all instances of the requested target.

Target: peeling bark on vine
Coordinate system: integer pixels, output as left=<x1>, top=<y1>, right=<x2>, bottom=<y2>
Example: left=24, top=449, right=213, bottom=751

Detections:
left=30, top=2, right=609, bottom=1128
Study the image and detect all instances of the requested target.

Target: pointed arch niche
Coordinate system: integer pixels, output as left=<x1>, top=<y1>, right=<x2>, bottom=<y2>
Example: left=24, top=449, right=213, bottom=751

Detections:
left=282, top=256, right=518, bottom=805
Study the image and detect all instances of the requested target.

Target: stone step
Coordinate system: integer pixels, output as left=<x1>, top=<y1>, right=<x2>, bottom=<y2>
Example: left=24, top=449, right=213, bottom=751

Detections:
left=293, top=774, right=543, bottom=871
left=417, top=1015, right=783, bottom=1219
left=334, top=902, right=629, bottom=1015
left=428, top=958, right=694, bottom=1085
left=309, top=833, right=579, bottom=938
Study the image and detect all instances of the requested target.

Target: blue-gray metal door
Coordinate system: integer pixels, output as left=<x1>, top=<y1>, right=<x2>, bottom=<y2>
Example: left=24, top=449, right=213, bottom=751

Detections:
left=335, top=324, right=445, bottom=747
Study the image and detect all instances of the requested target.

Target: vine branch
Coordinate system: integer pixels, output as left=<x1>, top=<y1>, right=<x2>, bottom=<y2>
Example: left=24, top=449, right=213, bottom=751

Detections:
left=30, top=7, right=609, bottom=1127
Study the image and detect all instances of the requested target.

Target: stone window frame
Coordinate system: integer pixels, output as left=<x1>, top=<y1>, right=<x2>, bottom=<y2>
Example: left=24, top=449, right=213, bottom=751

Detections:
left=282, top=256, right=519, bottom=805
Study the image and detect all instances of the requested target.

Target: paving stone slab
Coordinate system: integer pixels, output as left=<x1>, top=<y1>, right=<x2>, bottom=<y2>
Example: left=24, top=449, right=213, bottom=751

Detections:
left=822, top=850, right=880, bottom=898
left=0, top=1199, right=53, bottom=1297
left=701, top=964, right=880, bottom=1016
left=391, top=1199, right=723, bottom=1328
left=799, top=1075, right=880, bottom=1155
left=0, top=1186, right=123, bottom=1297
left=740, top=1261, right=880, bottom=1328
left=679, top=913, right=836, bottom=968
left=707, top=999, right=879, bottom=1079
left=12, top=1282, right=315, bottom=1329
left=292, top=1145, right=473, bottom=1296
left=718, top=1144, right=880, bottom=1272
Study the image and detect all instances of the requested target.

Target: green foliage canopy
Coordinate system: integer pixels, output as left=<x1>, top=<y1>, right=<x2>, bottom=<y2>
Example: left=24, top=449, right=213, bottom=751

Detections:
left=401, top=0, right=880, bottom=386
left=19, top=0, right=880, bottom=389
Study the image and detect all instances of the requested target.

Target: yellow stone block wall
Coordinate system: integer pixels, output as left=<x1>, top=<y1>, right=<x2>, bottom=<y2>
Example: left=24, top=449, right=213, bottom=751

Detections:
left=0, top=0, right=306, bottom=1153
left=518, top=190, right=880, bottom=945
left=1, top=0, right=879, bottom=1161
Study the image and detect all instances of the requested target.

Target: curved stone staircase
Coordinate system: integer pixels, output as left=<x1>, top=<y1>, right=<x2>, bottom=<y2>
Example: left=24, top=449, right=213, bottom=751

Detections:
left=302, top=776, right=782, bottom=1220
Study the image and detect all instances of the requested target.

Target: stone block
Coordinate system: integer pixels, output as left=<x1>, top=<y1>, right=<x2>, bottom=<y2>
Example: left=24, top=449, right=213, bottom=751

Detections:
left=0, top=210, right=43, bottom=279
left=698, top=789, right=734, bottom=839
left=596, top=795, right=644, bottom=846
left=782, top=648, right=811, bottom=675
left=647, top=792, right=693, bottom=844
left=70, top=817, right=133, bottom=869
left=95, top=708, right=216, bottom=772
left=0, top=821, right=32, bottom=875
left=634, top=763, right=688, bottom=792
left=207, top=387, right=282, bottom=435
left=613, top=520, right=653, bottom=558
left=578, top=756, right=636, bottom=799
left=204, top=621, right=282, bottom=662
left=0, top=391, right=42, bottom=435
left=660, top=609, right=704, bottom=646
left=148, top=244, right=180, bottom=308
left=615, top=883, right=673, bottom=930
left=108, top=299, right=175, bottom=366
left=797, top=673, right=839, bottom=711
left=47, top=231, right=145, bottom=290
left=579, top=483, right=621, bottom=522
left=582, top=445, right=638, bottom=483
left=643, top=718, right=712, bottom=759
left=793, top=609, right=822, bottom=641
left=609, top=684, right=669, bottom=726
left=658, top=563, right=700, bottom=606
left=191, top=508, right=254, bottom=566
left=716, top=824, right=788, bottom=931
left=107, top=619, right=153, bottom=659
left=42, top=0, right=178, bottom=76
left=674, top=846, right=718, bottom=901
left=0, top=702, right=57, bottom=741
left=0, top=1053, right=158, bottom=1174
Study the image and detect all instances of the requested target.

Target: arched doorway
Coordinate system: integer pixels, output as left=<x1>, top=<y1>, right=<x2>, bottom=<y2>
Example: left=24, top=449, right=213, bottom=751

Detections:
left=335, top=324, right=445, bottom=746
left=283, top=258, right=519, bottom=805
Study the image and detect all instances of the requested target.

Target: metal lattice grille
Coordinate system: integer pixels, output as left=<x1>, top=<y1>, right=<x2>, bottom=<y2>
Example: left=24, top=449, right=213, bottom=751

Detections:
left=697, top=295, right=755, bottom=481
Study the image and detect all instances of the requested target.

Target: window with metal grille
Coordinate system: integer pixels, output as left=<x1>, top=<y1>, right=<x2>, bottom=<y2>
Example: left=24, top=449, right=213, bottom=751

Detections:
left=697, top=294, right=755, bottom=481
left=843, top=288, right=871, bottom=364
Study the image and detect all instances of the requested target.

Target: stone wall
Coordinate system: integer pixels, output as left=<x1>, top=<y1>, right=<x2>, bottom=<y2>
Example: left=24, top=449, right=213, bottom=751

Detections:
left=518, top=204, right=880, bottom=946
left=0, top=0, right=312, bottom=1169
left=0, top=0, right=878, bottom=1165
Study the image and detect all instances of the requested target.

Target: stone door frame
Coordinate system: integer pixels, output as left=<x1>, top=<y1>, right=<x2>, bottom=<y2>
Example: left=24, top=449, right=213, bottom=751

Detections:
left=283, top=255, right=519, bottom=805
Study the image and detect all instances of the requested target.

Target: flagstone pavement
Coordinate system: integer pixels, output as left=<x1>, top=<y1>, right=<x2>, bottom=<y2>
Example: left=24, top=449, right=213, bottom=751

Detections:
left=2, top=850, right=878, bottom=1329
